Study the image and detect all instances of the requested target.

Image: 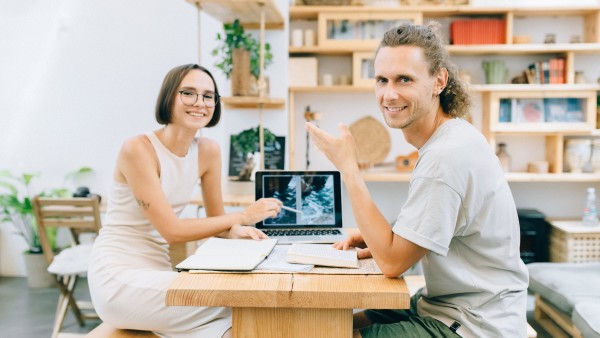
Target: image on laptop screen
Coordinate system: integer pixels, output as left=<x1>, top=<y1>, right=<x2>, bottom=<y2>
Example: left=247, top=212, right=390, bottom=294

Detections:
left=255, top=171, right=342, bottom=229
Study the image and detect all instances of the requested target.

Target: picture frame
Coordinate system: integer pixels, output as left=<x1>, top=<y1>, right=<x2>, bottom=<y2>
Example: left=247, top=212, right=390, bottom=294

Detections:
left=317, top=12, right=420, bottom=49
left=352, top=52, right=375, bottom=87
left=544, top=98, right=569, bottom=122
left=228, top=135, right=286, bottom=179
left=516, top=99, right=545, bottom=123
left=565, top=98, right=586, bottom=123
left=498, top=98, right=513, bottom=123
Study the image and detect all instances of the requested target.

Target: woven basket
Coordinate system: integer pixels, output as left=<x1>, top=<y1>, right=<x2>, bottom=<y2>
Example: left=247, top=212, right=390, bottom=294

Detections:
left=348, top=116, right=391, bottom=166
left=550, top=226, right=600, bottom=263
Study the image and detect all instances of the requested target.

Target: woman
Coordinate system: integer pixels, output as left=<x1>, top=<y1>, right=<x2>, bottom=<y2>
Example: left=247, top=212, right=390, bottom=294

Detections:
left=88, top=64, right=282, bottom=337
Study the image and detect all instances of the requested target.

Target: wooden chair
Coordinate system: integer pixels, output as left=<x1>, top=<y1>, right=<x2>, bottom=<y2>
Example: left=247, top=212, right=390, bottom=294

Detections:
left=32, top=196, right=102, bottom=338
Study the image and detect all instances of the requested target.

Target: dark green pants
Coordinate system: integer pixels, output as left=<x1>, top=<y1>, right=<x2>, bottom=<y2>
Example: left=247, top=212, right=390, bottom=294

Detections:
left=359, top=290, right=462, bottom=338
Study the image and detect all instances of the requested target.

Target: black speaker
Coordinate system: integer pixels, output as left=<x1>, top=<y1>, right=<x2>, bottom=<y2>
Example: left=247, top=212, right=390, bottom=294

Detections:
left=517, top=209, right=550, bottom=263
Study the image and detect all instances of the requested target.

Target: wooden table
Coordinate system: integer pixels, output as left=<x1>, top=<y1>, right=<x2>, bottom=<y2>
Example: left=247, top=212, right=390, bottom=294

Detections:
left=166, top=272, right=410, bottom=338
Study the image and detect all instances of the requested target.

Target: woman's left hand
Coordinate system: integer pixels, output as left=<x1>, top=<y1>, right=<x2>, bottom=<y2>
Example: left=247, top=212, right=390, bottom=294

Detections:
left=228, top=224, right=268, bottom=240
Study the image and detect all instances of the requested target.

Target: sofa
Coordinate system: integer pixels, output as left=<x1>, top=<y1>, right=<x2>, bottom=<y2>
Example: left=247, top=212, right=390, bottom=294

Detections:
left=528, top=262, right=600, bottom=337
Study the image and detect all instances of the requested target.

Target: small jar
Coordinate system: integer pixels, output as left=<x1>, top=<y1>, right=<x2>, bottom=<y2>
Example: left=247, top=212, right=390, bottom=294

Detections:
left=496, top=143, right=511, bottom=172
left=574, top=71, right=587, bottom=84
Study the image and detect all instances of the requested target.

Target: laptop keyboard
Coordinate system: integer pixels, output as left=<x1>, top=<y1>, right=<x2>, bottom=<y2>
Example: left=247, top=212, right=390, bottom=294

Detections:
left=263, top=229, right=342, bottom=237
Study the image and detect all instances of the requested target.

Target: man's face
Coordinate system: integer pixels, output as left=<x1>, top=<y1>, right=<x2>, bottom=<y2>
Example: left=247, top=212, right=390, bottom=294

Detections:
left=374, top=46, right=438, bottom=130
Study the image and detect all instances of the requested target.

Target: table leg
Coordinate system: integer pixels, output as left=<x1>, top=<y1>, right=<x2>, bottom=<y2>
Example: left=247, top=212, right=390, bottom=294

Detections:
left=232, top=307, right=352, bottom=338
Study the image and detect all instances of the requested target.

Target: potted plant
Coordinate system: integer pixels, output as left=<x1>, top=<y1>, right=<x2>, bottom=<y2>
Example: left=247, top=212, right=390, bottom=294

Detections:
left=0, top=167, right=94, bottom=287
left=231, top=127, right=276, bottom=181
left=212, top=19, right=273, bottom=96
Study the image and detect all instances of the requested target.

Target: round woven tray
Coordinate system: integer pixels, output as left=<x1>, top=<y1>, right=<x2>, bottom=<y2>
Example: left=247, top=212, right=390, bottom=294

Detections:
left=348, top=116, right=391, bottom=165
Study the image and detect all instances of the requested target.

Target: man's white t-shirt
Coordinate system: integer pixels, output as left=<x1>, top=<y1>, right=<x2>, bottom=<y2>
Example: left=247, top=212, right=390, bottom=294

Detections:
left=392, top=118, right=529, bottom=338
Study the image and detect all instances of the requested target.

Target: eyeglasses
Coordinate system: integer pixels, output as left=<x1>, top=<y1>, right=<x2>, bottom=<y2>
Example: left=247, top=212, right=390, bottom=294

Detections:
left=178, top=90, right=219, bottom=108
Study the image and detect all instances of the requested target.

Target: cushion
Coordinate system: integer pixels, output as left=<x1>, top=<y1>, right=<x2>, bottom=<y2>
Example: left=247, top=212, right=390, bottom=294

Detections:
left=527, top=262, right=600, bottom=314
left=573, top=302, right=600, bottom=338
left=48, top=243, right=93, bottom=275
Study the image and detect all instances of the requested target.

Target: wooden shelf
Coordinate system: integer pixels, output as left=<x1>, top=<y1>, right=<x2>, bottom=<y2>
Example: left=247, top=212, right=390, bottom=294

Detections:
left=471, top=83, right=600, bottom=92
left=290, top=43, right=600, bottom=56
left=360, top=171, right=600, bottom=182
left=187, top=0, right=284, bottom=29
left=290, top=84, right=600, bottom=94
left=290, top=85, right=372, bottom=93
left=290, top=5, right=600, bottom=19
left=447, top=43, right=600, bottom=55
left=506, top=172, right=600, bottom=182
left=221, top=96, right=285, bottom=109
left=492, top=123, right=593, bottom=134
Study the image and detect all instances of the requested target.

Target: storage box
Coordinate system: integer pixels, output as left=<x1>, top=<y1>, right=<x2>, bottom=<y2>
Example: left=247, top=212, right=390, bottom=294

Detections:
left=450, top=19, right=506, bottom=45
left=549, top=221, right=600, bottom=262
left=289, top=57, right=318, bottom=87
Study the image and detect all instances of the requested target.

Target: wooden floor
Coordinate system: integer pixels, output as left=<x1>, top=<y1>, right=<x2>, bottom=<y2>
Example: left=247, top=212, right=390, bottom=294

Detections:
left=0, top=275, right=550, bottom=337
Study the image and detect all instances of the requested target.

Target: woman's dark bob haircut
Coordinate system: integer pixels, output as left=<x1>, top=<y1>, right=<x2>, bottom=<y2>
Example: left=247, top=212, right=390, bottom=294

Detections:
left=155, top=64, right=221, bottom=127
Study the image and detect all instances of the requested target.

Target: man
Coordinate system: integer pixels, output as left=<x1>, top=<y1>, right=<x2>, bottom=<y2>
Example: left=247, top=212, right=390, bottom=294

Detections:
left=306, top=23, right=528, bottom=338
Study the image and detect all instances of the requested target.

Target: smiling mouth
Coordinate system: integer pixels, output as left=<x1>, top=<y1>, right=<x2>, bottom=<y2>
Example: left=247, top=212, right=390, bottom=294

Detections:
left=187, top=111, right=207, bottom=118
left=385, top=106, right=408, bottom=112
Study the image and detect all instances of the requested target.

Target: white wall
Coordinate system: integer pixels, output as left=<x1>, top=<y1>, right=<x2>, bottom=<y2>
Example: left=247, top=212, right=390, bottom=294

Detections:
left=1, top=0, right=598, bottom=276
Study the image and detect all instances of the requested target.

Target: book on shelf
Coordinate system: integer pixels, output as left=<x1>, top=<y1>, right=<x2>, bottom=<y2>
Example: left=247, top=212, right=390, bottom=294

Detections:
left=286, top=243, right=359, bottom=268
left=176, top=237, right=278, bottom=271
left=526, top=58, right=565, bottom=84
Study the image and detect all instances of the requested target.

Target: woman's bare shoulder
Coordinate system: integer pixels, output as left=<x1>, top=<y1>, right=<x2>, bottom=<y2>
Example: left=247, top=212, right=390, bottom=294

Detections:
left=119, top=134, right=154, bottom=159
left=196, top=136, right=221, bottom=155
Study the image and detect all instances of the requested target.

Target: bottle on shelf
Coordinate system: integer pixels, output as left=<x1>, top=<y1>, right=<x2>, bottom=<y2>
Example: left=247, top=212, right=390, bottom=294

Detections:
left=496, top=143, right=511, bottom=172
left=582, top=187, right=599, bottom=227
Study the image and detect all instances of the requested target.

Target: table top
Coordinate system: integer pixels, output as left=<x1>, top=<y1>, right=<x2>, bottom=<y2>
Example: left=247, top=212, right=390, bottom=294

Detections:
left=166, top=272, right=410, bottom=310
left=549, top=220, right=600, bottom=233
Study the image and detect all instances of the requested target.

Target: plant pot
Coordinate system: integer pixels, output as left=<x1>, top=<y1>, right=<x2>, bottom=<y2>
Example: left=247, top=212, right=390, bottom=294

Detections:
left=231, top=48, right=251, bottom=96
left=22, top=252, right=55, bottom=288
left=249, top=76, right=270, bottom=97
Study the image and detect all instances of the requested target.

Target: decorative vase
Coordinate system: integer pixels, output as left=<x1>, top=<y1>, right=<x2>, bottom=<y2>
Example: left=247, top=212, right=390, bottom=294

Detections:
left=591, top=139, right=600, bottom=173
left=231, top=48, right=251, bottom=96
left=496, top=143, right=511, bottom=172
left=565, top=139, right=592, bottom=173
left=22, top=252, right=55, bottom=288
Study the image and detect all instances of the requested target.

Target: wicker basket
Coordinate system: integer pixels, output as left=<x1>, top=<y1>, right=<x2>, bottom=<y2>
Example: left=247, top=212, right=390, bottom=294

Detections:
left=549, top=221, right=600, bottom=263
left=348, top=116, right=391, bottom=167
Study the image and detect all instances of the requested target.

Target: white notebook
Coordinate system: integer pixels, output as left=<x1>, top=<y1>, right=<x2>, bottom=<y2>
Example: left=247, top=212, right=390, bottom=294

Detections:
left=176, top=238, right=278, bottom=271
left=286, top=243, right=359, bottom=268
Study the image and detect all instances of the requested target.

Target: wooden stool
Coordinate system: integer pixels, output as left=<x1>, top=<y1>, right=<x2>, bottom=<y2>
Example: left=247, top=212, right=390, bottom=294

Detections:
left=86, top=323, right=158, bottom=337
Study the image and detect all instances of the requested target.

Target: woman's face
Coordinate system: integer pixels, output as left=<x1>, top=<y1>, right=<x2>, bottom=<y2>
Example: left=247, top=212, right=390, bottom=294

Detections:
left=171, top=69, right=217, bottom=131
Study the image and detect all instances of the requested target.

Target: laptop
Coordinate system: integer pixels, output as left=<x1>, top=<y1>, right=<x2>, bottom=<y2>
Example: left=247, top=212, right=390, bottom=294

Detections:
left=254, top=170, right=349, bottom=244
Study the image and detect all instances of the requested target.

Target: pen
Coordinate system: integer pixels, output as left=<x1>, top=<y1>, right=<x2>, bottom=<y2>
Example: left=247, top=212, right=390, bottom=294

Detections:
left=280, top=205, right=303, bottom=214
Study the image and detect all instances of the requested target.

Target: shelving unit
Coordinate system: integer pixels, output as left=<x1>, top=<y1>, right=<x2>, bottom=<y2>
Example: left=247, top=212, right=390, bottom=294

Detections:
left=187, top=0, right=285, bottom=169
left=288, top=4, right=600, bottom=182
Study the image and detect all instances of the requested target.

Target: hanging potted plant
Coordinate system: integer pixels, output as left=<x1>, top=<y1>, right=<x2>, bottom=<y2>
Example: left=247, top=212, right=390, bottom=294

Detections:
left=0, top=167, right=94, bottom=287
left=212, top=19, right=273, bottom=96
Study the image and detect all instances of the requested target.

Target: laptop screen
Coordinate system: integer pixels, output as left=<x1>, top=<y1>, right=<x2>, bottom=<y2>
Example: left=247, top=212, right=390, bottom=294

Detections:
left=254, top=171, right=342, bottom=229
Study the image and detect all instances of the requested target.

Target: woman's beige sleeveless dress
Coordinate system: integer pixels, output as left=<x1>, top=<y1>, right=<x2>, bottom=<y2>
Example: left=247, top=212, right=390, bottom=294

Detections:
left=88, top=132, right=231, bottom=337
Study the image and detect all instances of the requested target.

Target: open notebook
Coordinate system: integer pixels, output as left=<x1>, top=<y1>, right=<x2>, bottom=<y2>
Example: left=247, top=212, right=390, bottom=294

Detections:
left=176, top=238, right=278, bottom=271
